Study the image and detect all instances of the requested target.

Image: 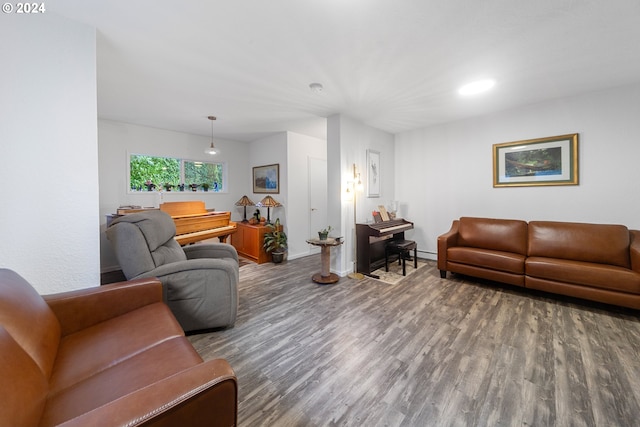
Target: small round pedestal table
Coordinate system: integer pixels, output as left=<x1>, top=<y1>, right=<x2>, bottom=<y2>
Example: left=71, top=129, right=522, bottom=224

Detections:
left=306, top=237, right=343, bottom=284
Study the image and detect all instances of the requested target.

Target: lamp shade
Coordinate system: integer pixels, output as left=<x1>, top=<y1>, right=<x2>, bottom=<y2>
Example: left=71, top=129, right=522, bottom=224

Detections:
left=256, top=195, right=281, bottom=208
left=256, top=195, right=281, bottom=224
left=235, top=195, right=255, bottom=207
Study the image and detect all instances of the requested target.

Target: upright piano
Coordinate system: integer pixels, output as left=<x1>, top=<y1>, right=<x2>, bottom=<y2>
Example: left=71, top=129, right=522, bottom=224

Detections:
left=159, top=201, right=237, bottom=246
left=356, top=218, right=414, bottom=277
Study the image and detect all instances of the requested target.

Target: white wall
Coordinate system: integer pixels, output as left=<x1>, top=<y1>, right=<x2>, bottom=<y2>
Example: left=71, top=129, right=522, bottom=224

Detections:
left=249, top=132, right=288, bottom=223
left=0, top=14, right=99, bottom=293
left=286, top=132, right=327, bottom=259
left=395, top=83, right=640, bottom=260
left=98, top=120, right=250, bottom=271
left=327, top=114, right=395, bottom=276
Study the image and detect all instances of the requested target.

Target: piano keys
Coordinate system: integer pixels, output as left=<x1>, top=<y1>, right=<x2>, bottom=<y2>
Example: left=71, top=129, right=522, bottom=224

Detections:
left=356, top=218, right=414, bottom=277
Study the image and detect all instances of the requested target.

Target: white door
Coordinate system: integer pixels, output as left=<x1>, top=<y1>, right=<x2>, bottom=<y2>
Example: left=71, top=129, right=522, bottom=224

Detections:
left=308, top=157, right=327, bottom=253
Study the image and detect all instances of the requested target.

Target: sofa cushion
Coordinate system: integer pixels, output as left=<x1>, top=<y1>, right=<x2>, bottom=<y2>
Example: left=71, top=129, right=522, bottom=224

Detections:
left=458, top=217, right=528, bottom=255
left=0, top=269, right=60, bottom=379
left=528, top=221, right=631, bottom=268
left=48, top=302, right=184, bottom=395
left=40, top=337, right=204, bottom=427
left=526, top=256, right=640, bottom=294
left=448, top=247, right=525, bottom=274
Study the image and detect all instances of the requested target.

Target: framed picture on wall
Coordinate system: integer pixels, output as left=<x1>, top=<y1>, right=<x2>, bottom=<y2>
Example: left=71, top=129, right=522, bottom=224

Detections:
left=367, top=149, right=380, bottom=197
left=253, top=163, right=280, bottom=193
left=493, top=133, right=579, bottom=187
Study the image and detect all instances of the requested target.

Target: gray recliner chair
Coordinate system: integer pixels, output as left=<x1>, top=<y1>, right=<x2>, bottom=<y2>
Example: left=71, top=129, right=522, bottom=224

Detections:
left=106, top=210, right=238, bottom=332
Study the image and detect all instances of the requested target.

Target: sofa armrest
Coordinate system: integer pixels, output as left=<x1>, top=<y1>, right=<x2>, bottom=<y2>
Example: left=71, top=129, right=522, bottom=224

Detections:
left=184, top=243, right=239, bottom=263
left=630, top=230, right=640, bottom=273
left=437, top=220, right=459, bottom=272
left=44, top=278, right=163, bottom=336
left=56, top=359, right=237, bottom=427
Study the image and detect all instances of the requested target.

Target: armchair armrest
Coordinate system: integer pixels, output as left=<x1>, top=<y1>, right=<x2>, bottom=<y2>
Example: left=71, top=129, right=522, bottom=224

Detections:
left=56, top=359, right=237, bottom=427
left=141, top=258, right=238, bottom=280
left=630, top=230, right=640, bottom=273
left=44, top=278, right=163, bottom=336
left=184, top=243, right=239, bottom=263
left=437, top=220, right=460, bottom=272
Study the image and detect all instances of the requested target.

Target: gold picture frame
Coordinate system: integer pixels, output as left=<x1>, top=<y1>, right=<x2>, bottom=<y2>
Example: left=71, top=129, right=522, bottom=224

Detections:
left=493, top=133, right=579, bottom=187
left=252, top=163, right=280, bottom=194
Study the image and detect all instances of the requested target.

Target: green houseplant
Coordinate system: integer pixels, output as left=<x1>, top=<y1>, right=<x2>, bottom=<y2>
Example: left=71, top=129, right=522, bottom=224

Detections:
left=318, top=225, right=332, bottom=240
left=263, top=218, right=287, bottom=263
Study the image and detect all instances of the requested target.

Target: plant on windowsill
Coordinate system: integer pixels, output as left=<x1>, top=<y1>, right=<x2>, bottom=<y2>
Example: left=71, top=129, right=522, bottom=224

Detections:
left=318, top=225, right=332, bottom=240
left=163, top=183, right=174, bottom=191
left=201, top=183, right=210, bottom=192
left=264, top=218, right=287, bottom=263
left=189, top=183, right=198, bottom=192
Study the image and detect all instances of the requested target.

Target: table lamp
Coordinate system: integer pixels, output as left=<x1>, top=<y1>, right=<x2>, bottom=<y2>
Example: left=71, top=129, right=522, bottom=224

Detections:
left=235, top=195, right=255, bottom=222
left=256, top=195, right=281, bottom=224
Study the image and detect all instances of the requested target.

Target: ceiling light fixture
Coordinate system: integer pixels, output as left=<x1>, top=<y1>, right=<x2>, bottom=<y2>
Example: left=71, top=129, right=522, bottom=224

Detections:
left=309, top=82, right=324, bottom=93
left=458, top=79, right=496, bottom=96
left=205, top=115, right=219, bottom=155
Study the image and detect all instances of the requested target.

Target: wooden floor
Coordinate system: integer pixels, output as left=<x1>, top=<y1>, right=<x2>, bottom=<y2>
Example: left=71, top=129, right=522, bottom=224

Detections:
left=189, top=255, right=640, bottom=426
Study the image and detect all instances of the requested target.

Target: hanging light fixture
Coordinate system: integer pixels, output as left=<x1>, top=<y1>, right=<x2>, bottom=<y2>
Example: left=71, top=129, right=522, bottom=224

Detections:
left=205, top=115, right=219, bottom=155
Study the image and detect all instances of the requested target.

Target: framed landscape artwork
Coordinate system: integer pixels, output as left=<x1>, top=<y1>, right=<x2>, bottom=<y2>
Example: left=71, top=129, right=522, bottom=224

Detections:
left=493, top=133, right=579, bottom=187
left=253, top=163, right=280, bottom=194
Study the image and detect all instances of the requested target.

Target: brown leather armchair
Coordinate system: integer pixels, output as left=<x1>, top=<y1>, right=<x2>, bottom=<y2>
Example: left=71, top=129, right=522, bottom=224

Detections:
left=0, top=268, right=237, bottom=426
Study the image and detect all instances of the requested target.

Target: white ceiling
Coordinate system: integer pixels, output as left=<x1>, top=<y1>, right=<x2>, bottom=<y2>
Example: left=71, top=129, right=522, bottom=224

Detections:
left=52, top=0, right=640, bottom=142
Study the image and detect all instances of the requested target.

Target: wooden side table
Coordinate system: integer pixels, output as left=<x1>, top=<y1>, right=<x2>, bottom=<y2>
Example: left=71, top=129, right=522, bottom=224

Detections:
left=306, top=237, right=343, bottom=284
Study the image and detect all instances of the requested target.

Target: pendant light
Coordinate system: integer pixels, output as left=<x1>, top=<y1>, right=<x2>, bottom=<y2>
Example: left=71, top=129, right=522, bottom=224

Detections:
left=205, top=115, right=219, bottom=155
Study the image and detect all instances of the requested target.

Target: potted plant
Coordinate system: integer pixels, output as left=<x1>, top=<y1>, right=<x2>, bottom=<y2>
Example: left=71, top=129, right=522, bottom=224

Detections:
left=264, top=218, right=287, bottom=263
left=189, top=183, right=198, bottom=192
left=318, top=225, right=332, bottom=240
left=201, top=183, right=210, bottom=192
left=163, top=183, right=174, bottom=191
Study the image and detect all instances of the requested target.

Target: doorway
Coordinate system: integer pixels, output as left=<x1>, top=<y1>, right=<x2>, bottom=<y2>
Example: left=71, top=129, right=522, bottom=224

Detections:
left=308, top=157, right=328, bottom=253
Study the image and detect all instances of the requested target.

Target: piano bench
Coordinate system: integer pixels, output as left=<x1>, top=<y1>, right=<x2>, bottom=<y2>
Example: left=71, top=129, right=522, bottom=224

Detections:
left=385, top=240, right=417, bottom=276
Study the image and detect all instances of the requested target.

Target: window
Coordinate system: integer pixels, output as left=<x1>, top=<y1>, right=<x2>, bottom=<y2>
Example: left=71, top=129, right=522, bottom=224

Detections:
left=129, top=154, right=226, bottom=192
left=184, top=161, right=224, bottom=192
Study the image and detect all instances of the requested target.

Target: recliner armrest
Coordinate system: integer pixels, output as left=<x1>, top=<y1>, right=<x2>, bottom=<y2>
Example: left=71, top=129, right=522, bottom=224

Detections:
left=55, top=359, right=237, bottom=427
left=184, top=243, right=239, bottom=263
left=437, top=220, right=460, bottom=271
left=44, top=278, right=163, bottom=336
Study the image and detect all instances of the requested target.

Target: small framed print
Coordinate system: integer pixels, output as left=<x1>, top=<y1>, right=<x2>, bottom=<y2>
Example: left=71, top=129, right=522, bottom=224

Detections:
left=367, top=149, right=380, bottom=197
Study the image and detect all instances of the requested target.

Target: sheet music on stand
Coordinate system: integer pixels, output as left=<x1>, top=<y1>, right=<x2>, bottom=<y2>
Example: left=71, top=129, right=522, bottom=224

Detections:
left=378, top=206, right=390, bottom=221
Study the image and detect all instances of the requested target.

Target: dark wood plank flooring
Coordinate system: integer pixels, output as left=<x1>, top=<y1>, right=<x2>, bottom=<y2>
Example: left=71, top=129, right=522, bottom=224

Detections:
left=189, top=255, right=640, bottom=426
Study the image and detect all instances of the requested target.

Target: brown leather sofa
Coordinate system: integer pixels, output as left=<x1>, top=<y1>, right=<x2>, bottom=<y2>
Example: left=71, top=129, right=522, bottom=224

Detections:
left=0, top=269, right=237, bottom=427
left=438, top=217, right=640, bottom=309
